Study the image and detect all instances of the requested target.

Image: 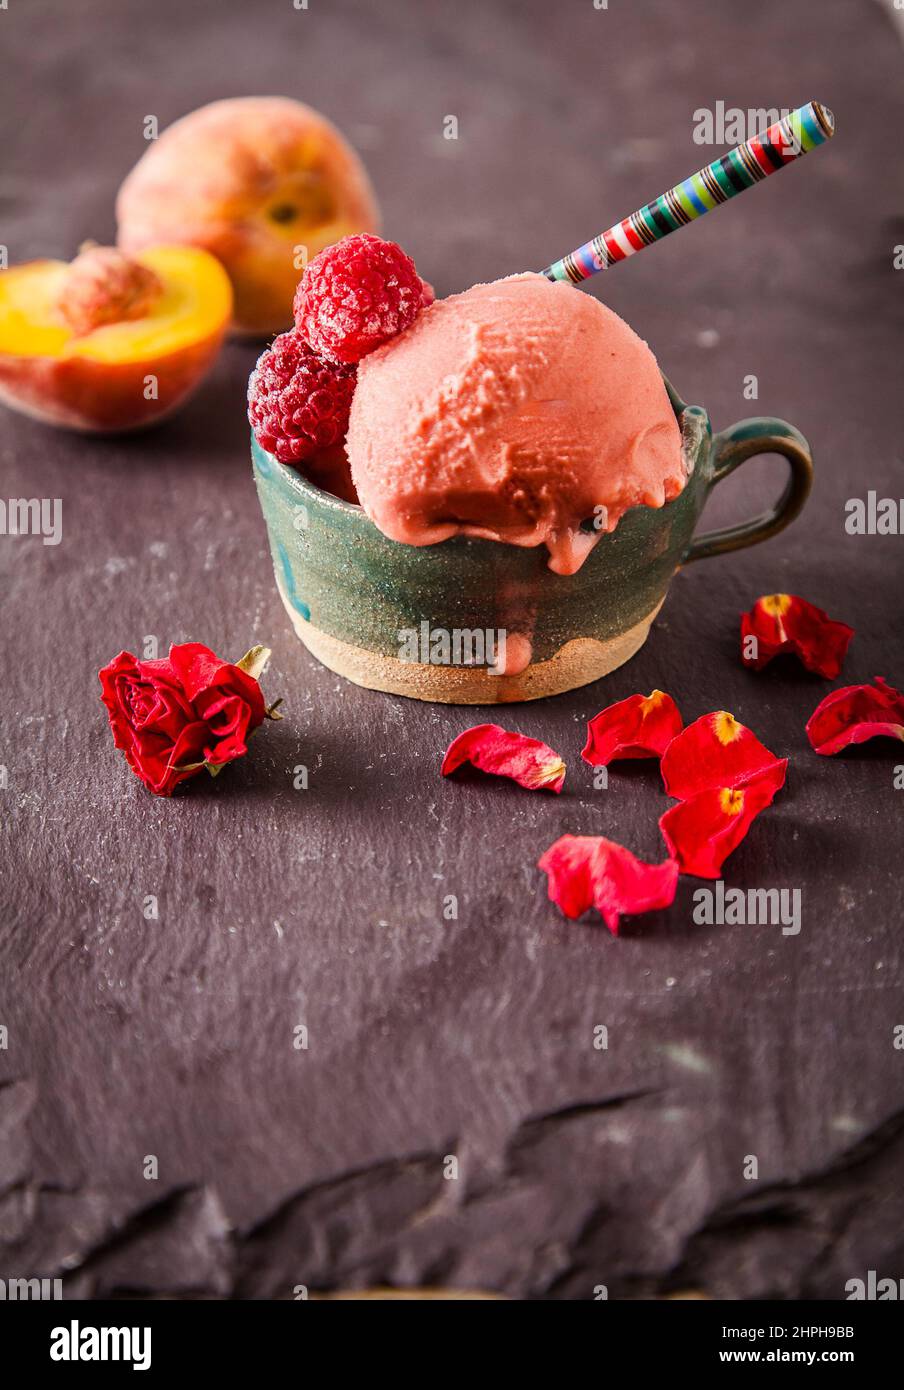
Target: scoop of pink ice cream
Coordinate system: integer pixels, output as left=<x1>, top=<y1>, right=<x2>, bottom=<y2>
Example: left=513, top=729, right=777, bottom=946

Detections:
left=345, top=272, right=686, bottom=574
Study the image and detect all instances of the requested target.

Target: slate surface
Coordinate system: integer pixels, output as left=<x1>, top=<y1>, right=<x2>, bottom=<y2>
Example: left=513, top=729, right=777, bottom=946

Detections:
left=1, top=0, right=902, bottom=1300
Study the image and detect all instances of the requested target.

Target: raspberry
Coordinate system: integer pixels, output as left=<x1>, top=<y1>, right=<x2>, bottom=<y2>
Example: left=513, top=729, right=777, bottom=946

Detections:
left=294, top=233, right=426, bottom=364
left=247, top=329, right=356, bottom=465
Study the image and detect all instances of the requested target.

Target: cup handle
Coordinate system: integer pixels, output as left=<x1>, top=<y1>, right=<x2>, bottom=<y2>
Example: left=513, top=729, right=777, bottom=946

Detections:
left=683, top=417, right=813, bottom=564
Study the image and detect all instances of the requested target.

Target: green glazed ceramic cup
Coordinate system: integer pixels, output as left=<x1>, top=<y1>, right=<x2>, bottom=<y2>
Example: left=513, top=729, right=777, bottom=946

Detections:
left=251, top=380, right=812, bottom=703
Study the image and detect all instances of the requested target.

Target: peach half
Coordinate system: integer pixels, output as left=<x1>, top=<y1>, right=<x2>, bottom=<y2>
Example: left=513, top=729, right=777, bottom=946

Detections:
left=0, top=244, right=232, bottom=432
left=116, top=97, right=380, bottom=338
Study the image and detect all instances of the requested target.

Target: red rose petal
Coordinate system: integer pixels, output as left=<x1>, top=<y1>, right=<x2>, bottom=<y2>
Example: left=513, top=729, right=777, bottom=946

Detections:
left=582, top=689, right=683, bottom=765
left=741, top=593, right=854, bottom=679
left=167, top=642, right=267, bottom=726
left=534, top=834, right=675, bottom=934
left=442, top=723, right=565, bottom=793
left=806, top=676, right=904, bottom=755
left=659, top=763, right=787, bottom=878
left=661, top=710, right=786, bottom=800
left=538, top=835, right=678, bottom=934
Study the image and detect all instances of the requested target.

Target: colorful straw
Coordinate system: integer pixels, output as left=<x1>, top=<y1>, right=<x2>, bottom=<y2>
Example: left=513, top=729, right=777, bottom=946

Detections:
left=542, top=101, right=834, bottom=284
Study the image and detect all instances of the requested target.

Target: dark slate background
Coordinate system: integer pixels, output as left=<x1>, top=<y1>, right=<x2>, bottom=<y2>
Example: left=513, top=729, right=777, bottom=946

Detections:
left=1, top=0, right=902, bottom=1299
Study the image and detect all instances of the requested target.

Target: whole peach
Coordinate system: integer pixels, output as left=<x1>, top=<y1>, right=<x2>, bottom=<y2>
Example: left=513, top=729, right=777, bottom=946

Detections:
left=116, top=97, right=380, bottom=337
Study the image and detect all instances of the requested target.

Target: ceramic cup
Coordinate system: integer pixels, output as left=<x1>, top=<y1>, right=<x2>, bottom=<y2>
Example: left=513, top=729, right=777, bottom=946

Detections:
left=252, top=379, right=812, bottom=703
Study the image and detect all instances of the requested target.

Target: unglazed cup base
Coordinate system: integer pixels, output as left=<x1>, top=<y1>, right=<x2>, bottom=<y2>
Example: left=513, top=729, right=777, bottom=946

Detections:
left=276, top=574, right=662, bottom=704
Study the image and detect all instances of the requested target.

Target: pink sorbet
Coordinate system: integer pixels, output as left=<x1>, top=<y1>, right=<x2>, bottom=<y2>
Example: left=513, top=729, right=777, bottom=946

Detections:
left=345, top=273, right=687, bottom=574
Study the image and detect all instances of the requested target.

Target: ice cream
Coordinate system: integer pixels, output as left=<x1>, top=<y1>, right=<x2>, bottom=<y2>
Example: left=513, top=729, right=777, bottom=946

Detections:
left=345, top=272, right=686, bottom=575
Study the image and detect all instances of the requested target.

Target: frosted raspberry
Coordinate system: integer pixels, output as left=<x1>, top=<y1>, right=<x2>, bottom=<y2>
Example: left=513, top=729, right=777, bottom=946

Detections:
left=294, top=233, right=426, bottom=364
left=248, top=330, right=356, bottom=465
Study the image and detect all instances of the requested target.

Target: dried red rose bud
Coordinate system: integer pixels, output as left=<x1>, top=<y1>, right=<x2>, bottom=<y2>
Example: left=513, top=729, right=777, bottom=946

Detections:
left=442, top=723, right=565, bottom=792
left=659, top=764, right=787, bottom=878
left=582, top=689, right=683, bottom=766
left=806, top=676, right=904, bottom=755
left=99, top=642, right=275, bottom=797
left=741, top=593, right=854, bottom=679
left=538, top=835, right=678, bottom=934
left=661, top=710, right=787, bottom=800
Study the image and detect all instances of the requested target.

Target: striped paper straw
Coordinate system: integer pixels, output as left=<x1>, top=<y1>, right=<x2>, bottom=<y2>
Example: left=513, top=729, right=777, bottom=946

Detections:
left=542, top=101, right=834, bottom=284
